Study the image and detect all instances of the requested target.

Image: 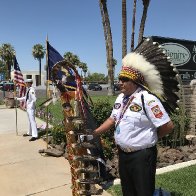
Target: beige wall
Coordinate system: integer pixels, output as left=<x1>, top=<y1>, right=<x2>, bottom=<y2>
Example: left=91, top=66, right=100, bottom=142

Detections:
left=11, top=71, right=46, bottom=87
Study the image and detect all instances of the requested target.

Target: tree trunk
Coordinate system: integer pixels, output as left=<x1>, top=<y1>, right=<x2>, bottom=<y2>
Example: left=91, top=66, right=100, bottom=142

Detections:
left=122, top=0, right=127, bottom=58
left=131, top=0, right=137, bottom=51
left=138, top=0, right=150, bottom=44
left=39, top=58, right=41, bottom=85
left=6, top=63, right=11, bottom=80
left=99, top=0, right=114, bottom=96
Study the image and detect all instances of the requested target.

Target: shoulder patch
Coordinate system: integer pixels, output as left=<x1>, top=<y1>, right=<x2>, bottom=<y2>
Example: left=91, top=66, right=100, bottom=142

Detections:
left=130, top=104, right=142, bottom=112
left=151, top=105, right=163, bottom=118
left=114, top=103, right=121, bottom=109
left=147, top=100, right=155, bottom=106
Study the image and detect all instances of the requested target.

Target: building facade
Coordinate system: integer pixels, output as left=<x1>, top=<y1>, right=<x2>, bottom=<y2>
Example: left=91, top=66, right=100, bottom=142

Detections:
left=11, top=70, right=46, bottom=87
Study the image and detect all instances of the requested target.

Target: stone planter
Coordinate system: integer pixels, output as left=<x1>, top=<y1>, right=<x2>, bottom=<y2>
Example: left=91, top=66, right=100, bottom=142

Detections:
left=4, top=92, right=15, bottom=108
left=5, top=98, right=15, bottom=108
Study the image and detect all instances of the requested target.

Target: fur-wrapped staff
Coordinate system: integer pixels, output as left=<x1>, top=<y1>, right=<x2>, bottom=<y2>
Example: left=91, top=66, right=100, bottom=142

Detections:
left=51, top=60, right=106, bottom=196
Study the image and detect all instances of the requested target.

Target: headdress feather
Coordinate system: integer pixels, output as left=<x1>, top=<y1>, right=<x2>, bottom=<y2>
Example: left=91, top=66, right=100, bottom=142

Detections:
left=119, top=37, right=180, bottom=114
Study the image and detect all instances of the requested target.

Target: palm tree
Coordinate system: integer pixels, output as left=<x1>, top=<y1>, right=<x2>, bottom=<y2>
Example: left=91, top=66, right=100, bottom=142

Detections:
left=131, top=0, right=137, bottom=51
left=122, top=0, right=127, bottom=58
left=112, top=58, right=117, bottom=77
left=82, top=65, right=88, bottom=81
left=63, top=52, right=80, bottom=68
left=63, top=52, right=88, bottom=80
left=0, top=43, right=15, bottom=80
left=0, top=59, right=6, bottom=80
left=32, top=44, right=45, bottom=85
left=138, top=0, right=151, bottom=44
left=99, top=0, right=114, bottom=96
left=79, top=62, right=88, bottom=79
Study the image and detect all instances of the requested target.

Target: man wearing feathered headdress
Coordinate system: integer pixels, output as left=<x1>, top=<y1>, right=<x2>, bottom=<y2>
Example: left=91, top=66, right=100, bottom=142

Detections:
left=91, top=38, right=179, bottom=196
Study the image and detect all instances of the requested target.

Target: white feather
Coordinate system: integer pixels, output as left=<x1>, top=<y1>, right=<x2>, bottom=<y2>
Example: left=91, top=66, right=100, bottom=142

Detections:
left=122, top=53, right=163, bottom=95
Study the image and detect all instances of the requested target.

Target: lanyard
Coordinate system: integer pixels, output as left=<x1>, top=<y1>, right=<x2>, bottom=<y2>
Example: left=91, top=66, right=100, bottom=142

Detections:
left=115, top=95, right=135, bottom=128
left=115, top=88, right=142, bottom=128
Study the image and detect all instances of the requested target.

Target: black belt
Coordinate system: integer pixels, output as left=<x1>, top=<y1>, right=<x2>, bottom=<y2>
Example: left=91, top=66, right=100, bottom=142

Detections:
left=117, top=144, right=156, bottom=153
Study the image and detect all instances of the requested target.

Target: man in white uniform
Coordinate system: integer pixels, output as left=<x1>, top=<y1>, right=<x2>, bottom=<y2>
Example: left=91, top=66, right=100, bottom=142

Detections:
left=16, top=79, right=38, bottom=141
left=84, top=38, right=179, bottom=196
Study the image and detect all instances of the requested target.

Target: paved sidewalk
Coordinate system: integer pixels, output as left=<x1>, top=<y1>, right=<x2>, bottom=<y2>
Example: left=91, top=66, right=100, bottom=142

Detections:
left=0, top=105, right=111, bottom=196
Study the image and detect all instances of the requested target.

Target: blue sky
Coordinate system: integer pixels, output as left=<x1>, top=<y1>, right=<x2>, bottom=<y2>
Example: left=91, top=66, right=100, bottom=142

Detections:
left=1, top=0, right=196, bottom=77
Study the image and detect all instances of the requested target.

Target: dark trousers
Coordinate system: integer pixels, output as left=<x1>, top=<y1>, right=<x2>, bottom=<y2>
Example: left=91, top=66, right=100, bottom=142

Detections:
left=119, top=146, right=157, bottom=196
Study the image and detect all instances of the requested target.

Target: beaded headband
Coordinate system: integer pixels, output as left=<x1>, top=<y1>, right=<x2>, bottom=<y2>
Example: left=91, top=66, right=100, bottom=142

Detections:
left=119, top=65, right=146, bottom=86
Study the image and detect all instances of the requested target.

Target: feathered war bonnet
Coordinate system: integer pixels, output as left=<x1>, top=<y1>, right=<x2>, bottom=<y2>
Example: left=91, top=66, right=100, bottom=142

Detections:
left=119, top=37, right=180, bottom=114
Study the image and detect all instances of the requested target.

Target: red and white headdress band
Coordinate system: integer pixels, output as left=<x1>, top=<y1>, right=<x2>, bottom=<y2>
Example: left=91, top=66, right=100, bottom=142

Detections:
left=119, top=52, right=163, bottom=96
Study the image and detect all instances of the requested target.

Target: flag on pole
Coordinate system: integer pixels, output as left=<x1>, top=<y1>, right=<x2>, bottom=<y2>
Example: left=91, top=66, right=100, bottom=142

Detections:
left=47, top=42, right=64, bottom=70
left=47, top=42, right=73, bottom=80
left=13, top=56, right=26, bottom=109
left=47, top=42, right=64, bottom=80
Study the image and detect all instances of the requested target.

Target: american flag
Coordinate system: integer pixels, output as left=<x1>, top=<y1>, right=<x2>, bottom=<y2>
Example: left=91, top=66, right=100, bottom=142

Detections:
left=13, top=56, right=26, bottom=109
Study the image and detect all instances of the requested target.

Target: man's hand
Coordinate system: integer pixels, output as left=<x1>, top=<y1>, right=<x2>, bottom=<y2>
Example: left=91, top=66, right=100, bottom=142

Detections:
left=14, top=97, right=18, bottom=100
left=79, top=134, right=94, bottom=142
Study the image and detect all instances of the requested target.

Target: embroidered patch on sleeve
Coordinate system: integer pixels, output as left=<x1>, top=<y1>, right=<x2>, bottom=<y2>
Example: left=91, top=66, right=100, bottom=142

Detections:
left=114, top=103, right=121, bottom=109
left=130, top=104, right=142, bottom=112
left=32, top=92, right=35, bottom=94
left=151, top=105, right=163, bottom=118
left=147, top=100, right=155, bottom=106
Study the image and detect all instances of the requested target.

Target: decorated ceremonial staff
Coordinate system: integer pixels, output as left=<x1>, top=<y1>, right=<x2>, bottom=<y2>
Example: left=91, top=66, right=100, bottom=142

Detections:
left=50, top=60, right=106, bottom=196
left=37, top=38, right=105, bottom=195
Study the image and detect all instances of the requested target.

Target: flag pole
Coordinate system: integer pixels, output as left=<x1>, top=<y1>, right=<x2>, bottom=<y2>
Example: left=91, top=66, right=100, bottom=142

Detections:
left=14, top=83, right=18, bottom=136
left=13, top=55, right=18, bottom=136
left=46, top=35, right=49, bottom=149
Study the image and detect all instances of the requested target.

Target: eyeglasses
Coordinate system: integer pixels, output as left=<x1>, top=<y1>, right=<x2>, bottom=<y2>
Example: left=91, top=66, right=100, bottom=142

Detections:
left=118, top=77, right=130, bottom=82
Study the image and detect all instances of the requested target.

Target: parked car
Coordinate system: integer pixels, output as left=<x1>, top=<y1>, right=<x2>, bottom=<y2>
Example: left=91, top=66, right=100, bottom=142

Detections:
left=0, top=81, right=14, bottom=91
left=82, top=82, right=88, bottom=90
left=88, top=83, right=102, bottom=91
left=106, top=83, right=121, bottom=91
left=114, top=83, right=120, bottom=91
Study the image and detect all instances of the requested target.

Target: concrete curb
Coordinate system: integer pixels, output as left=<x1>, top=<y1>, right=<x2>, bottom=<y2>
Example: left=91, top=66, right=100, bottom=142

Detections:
left=156, top=159, right=196, bottom=174
left=113, top=159, right=196, bottom=185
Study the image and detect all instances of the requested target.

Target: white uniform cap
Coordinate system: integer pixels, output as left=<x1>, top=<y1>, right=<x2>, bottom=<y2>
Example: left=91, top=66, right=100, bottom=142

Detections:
left=25, top=79, right=33, bottom=83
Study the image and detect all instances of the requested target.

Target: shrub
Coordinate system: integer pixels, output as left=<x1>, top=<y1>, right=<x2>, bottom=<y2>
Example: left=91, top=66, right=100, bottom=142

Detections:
left=159, top=107, right=190, bottom=148
left=49, top=123, right=66, bottom=145
left=91, top=98, right=116, bottom=160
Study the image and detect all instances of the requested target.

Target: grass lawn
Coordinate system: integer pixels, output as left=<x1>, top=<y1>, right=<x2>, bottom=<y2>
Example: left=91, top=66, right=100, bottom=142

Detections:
left=90, top=95, right=117, bottom=104
left=36, top=95, right=117, bottom=125
left=107, top=165, right=196, bottom=196
left=36, top=97, right=63, bottom=123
